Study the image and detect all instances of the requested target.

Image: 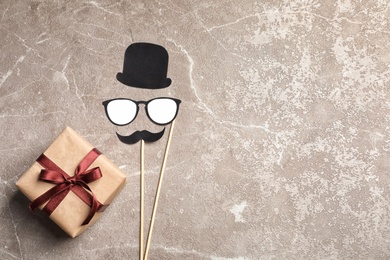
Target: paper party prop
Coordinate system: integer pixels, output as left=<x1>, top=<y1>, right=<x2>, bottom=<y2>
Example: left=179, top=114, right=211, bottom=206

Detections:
left=102, top=97, right=181, bottom=126
left=103, top=42, right=181, bottom=260
left=116, top=42, right=172, bottom=89
left=102, top=97, right=181, bottom=144
left=116, top=129, right=166, bottom=145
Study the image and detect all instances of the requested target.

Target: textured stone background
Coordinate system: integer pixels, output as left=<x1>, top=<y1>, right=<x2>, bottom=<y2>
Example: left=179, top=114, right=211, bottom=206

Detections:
left=1, top=0, right=390, bottom=259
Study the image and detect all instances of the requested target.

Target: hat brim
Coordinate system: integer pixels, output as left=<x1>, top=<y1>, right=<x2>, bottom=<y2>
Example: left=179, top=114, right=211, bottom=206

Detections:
left=116, top=73, right=171, bottom=89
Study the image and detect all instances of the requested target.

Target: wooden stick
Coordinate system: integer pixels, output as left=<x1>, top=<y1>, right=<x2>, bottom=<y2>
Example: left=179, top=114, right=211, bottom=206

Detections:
left=140, top=140, right=145, bottom=260
left=143, top=120, right=176, bottom=260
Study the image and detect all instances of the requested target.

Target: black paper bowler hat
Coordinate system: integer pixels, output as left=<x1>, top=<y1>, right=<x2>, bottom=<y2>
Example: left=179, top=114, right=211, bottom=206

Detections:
left=116, top=42, right=172, bottom=89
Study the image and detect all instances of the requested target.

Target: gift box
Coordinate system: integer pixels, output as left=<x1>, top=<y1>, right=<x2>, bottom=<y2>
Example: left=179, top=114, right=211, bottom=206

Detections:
left=16, top=126, right=126, bottom=237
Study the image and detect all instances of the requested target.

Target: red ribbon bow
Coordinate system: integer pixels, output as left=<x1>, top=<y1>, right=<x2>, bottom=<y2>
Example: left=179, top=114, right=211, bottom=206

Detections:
left=29, top=148, right=106, bottom=225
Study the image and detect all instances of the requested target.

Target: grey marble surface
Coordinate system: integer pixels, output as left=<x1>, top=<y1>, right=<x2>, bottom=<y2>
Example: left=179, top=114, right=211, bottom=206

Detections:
left=1, top=0, right=390, bottom=259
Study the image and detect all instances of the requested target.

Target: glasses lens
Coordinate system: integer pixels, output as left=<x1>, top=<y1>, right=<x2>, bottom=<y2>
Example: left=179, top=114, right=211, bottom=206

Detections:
left=106, top=99, right=137, bottom=125
left=147, top=98, right=178, bottom=125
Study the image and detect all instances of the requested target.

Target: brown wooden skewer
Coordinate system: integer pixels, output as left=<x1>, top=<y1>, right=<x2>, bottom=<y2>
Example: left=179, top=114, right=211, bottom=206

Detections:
left=140, top=139, right=145, bottom=260
left=143, top=120, right=175, bottom=260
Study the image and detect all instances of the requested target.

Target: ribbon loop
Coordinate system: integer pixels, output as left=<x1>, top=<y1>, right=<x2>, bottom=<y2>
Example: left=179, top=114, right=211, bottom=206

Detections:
left=39, top=169, right=68, bottom=184
left=29, top=148, right=105, bottom=225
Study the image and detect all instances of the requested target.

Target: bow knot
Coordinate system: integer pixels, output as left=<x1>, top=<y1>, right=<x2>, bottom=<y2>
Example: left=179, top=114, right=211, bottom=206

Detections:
left=67, top=178, right=77, bottom=186
left=29, top=148, right=105, bottom=225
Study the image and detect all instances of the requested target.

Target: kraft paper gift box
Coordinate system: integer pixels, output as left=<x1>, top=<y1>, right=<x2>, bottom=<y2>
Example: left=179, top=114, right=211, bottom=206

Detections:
left=16, top=126, right=126, bottom=238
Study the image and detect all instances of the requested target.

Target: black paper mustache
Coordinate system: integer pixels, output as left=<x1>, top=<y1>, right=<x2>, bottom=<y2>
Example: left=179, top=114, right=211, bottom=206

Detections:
left=116, top=128, right=165, bottom=144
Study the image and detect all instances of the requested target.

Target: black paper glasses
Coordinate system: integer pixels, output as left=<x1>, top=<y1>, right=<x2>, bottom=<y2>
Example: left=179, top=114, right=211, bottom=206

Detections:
left=102, top=97, right=181, bottom=126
